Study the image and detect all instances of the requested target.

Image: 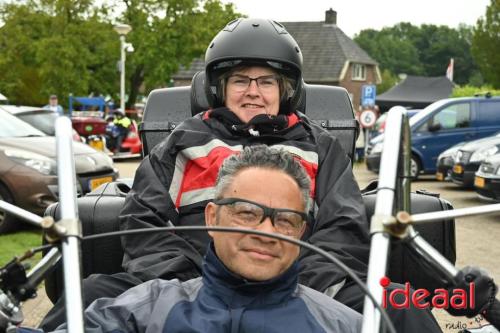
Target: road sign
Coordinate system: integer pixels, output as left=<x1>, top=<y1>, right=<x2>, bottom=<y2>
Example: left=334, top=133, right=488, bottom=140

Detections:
left=361, top=84, right=376, bottom=107
left=359, top=109, right=377, bottom=128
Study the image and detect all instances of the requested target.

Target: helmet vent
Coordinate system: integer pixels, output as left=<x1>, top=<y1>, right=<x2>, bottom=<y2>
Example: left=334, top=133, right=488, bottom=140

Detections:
left=252, top=23, right=259, bottom=27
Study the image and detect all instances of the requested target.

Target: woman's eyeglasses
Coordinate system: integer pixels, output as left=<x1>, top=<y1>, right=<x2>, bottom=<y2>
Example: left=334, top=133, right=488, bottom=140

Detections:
left=213, top=197, right=308, bottom=237
left=227, top=74, right=280, bottom=92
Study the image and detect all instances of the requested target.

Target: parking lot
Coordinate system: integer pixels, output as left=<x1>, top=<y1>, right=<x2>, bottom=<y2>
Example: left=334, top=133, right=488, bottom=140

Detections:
left=22, top=159, right=500, bottom=332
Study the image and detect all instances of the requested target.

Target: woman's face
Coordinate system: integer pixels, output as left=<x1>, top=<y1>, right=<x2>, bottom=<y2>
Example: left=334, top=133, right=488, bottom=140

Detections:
left=225, top=66, right=280, bottom=123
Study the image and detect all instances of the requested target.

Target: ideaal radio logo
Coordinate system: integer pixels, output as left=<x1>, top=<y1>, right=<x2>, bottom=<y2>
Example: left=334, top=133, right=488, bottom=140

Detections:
left=379, top=277, right=496, bottom=332
left=379, top=276, right=475, bottom=310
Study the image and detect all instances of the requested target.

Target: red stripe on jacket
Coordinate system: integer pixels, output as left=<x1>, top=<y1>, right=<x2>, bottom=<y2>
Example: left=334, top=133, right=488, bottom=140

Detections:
left=175, top=146, right=317, bottom=208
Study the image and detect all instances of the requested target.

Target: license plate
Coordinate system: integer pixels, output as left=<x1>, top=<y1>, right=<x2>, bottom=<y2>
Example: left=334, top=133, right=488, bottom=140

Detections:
left=453, top=164, right=463, bottom=174
left=89, top=139, right=105, bottom=151
left=89, top=176, right=113, bottom=191
left=474, top=176, right=485, bottom=188
left=436, top=172, right=444, bottom=181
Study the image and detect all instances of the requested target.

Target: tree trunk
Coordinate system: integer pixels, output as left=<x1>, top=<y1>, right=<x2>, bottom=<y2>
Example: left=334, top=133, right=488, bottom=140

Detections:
left=127, top=65, right=144, bottom=109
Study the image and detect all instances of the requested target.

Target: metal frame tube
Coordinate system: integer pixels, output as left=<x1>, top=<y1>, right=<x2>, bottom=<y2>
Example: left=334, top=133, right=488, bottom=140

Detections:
left=406, top=228, right=458, bottom=281
left=410, top=203, right=500, bottom=224
left=56, top=117, right=84, bottom=333
left=120, top=35, right=126, bottom=113
left=26, top=248, right=62, bottom=288
left=0, top=200, right=43, bottom=227
left=362, top=106, right=410, bottom=333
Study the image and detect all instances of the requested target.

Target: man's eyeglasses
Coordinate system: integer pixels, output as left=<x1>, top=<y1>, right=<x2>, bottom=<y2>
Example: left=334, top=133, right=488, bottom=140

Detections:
left=227, top=74, right=280, bottom=92
left=213, top=197, right=308, bottom=237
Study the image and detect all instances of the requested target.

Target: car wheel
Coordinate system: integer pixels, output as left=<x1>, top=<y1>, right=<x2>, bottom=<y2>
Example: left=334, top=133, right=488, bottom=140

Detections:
left=410, top=155, right=421, bottom=180
left=0, top=183, right=17, bottom=234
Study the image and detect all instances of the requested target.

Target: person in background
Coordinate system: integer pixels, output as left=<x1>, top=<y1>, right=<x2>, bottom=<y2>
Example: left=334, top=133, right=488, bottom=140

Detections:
left=111, top=109, right=131, bottom=153
left=43, top=95, right=64, bottom=116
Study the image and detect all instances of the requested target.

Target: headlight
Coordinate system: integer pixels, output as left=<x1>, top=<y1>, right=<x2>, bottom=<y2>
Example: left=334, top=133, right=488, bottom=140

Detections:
left=454, top=151, right=462, bottom=164
left=5, top=149, right=56, bottom=175
left=371, top=142, right=384, bottom=154
left=470, top=146, right=499, bottom=163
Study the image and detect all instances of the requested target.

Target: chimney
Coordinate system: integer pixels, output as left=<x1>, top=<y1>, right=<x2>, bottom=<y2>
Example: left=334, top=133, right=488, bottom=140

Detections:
left=325, top=8, right=337, bottom=25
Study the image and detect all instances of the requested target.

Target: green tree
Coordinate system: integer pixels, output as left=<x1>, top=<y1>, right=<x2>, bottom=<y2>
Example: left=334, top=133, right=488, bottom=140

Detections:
left=472, top=0, right=500, bottom=88
left=355, top=27, right=423, bottom=76
left=0, top=0, right=118, bottom=106
left=0, top=0, right=238, bottom=107
left=114, top=0, right=238, bottom=107
left=355, top=23, right=480, bottom=85
left=376, top=69, right=398, bottom=94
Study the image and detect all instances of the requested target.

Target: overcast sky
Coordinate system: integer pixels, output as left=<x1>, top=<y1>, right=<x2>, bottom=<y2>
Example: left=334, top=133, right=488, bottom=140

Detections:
left=221, top=0, right=490, bottom=37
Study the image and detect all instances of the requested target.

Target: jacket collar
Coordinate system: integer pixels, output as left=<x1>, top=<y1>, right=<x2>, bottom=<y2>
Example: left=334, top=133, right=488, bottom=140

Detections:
left=203, top=107, right=303, bottom=138
left=202, top=242, right=299, bottom=308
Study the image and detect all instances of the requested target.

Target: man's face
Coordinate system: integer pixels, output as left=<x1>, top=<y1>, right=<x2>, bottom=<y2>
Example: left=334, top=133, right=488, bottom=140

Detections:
left=205, top=167, right=305, bottom=281
left=50, top=98, right=58, bottom=106
left=224, top=66, right=280, bottom=123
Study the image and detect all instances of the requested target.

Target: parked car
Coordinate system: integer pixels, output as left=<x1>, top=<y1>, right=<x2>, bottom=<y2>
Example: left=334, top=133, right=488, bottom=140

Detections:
left=368, top=109, right=421, bottom=140
left=435, top=142, right=466, bottom=181
left=366, top=95, right=500, bottom=178
left=474, top=153, right=500, bottom=201
left=0, top=105, right=82, bottom=141
left=71, top=110, right=108, bottom=151
left=450, top=133, right=500, bottom=188
left=0, top=109, right=119, bottom=233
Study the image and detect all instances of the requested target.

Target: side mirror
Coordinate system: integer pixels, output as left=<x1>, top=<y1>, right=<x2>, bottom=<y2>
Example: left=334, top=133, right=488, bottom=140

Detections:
left=428, top=122, right=442, bottom=132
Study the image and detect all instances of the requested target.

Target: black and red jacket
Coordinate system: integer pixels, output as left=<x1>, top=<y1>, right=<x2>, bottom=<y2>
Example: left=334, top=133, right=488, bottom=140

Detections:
left=119, top=108, right=370, bottom=295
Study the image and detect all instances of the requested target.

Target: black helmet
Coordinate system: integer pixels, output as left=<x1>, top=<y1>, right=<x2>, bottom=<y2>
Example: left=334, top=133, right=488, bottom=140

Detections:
left=205, top=18, right=303, bottom=114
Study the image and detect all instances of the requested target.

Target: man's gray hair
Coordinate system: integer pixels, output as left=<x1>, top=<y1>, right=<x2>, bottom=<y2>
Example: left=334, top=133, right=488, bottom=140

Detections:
left=214, top=145, right=311, bottom=211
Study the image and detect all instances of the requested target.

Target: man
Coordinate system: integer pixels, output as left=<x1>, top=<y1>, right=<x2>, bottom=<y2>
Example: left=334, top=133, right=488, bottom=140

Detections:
left=48, top=145, right=362, bottom=333
left=110, top=109, right=131, bottom=153
left=43, top=95, right=64, bottom=116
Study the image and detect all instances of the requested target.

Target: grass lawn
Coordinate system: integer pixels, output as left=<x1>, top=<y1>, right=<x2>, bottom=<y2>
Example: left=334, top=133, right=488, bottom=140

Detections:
left=0, top=229, right=43, bottom=269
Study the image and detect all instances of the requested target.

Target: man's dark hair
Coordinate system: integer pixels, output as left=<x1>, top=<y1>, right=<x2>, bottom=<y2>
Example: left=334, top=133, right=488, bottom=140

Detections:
left=214, top=145, right=311, bottom=210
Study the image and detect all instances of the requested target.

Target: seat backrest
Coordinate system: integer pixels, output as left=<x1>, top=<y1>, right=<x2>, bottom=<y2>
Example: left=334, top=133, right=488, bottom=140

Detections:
left=299, top=83, right=359, bottom=160
left=139, top=86, right=192, bottom=155
left=139, top=72, right=359, bottom=160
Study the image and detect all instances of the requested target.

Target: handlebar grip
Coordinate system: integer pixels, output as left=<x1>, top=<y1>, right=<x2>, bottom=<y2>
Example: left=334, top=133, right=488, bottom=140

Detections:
left=484, top=298, right=500, bottom=330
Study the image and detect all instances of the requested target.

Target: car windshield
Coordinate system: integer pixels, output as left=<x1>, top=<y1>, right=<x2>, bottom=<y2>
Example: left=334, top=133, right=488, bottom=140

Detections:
left=0, top=110, right=46, bottom=138
left=15, top=111, right=58, bottom=135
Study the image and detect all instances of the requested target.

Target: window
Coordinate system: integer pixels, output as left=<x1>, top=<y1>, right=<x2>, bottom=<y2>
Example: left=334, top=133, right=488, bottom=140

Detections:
left=417, top=102, right=471, bottom=132
left=352, top=64, right=366, bottom=80
left=478, top=101, right=500, bottom=122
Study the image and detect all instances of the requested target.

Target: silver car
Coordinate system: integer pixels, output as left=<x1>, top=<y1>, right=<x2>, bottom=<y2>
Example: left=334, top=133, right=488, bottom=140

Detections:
left=0, top=109, right=119, bottom=233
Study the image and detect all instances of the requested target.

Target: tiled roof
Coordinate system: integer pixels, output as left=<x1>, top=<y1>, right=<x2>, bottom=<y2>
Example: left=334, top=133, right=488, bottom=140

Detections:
left=172, top=20, right=377, bottom=82
left=282, top=21, right=377, bottom=81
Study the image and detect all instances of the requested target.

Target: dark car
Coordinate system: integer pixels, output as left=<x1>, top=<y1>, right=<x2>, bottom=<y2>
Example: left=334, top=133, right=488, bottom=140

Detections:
left=0, top=109, right=119, bottom=233
left=450, top=133, right=500, bottom=188
left=435, top=142, right=466, bottom=181
left=474, top=153, right=500, bottom=201
left=366, top=95, right=500, bottom=179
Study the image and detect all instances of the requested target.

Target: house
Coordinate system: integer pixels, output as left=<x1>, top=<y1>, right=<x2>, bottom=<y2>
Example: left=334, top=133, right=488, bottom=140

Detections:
left=172, top=9, right=381, bottom=111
